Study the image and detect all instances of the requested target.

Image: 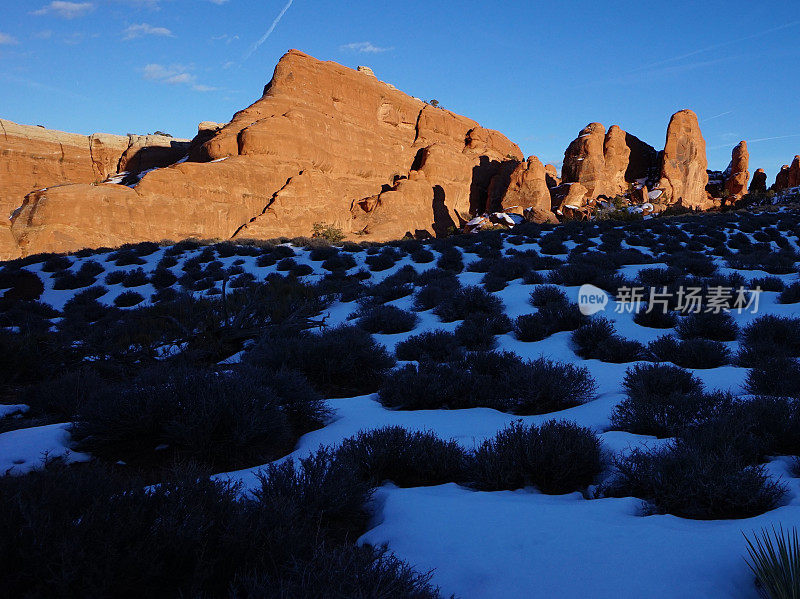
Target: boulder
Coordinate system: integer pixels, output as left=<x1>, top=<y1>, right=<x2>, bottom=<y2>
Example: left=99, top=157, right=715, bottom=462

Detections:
left=749, top=168, right=767, bottom=194
left=9, top=50, right=522, bottom=256
left=654, top=109, right=711, bottom=209
left=550, top=182, right=588, bottom=213
left=723, top=140, right=749, bottom=200
left=498, top=155, right=551, bottom=214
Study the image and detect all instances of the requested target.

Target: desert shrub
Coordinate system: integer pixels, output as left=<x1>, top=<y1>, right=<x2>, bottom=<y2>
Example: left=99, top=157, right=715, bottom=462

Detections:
left=752, top=276, right=785, bottom=293
left=40, top=255, right=72, bottom=272
left=410, top=248, right=435, bottom=263
left=606, top=439, right=786, bottom=519
left=308, top=245, right=339, bottom=262
left=728, top=249, right=798, bottom=274
left=455, top=313, right=512, bottom=351
left=413, top=270, right=461, bottom=311
left=365, top=249, right=400, bottom=272
left=647, top=335, right=732, bottom=369
left=120, top=267, right=149, bottom=288
left=433, top=285, right=504, bottom=322
left=738, top=315, right=800, bottom=367
left=666, top=251, right=717, bottom=276
left=362, top=266, right=418, bottom=305
left=51, top=269, right=94, bottom=291
left=109, top=248, right=146, bottom=267
left=321, top=252, right=356, bottom=272
left=675, top=310, right=738, bottom=341
left=529, top=285, right=568, bottom=307
left=72, top=365, right=326, bottom=470
left=471, top=420, right=603, bottom=493
left=104, top=269, right=126, bottom=285
left=311, top=222, right=346, bottom=242
left=0, top=329, right=66, bottom=386
left=514, top=299, right=586, bottom=342
left=245, top=325, right=395, bottom=397
left=633, top=304, right=678, bottom=329
left=378, top=352, right=596, bottom=414
left=435, top=246, right=464, bottom=272
left=276, top=257, right=297, bottom=271
left=636, top=267, right=682, bottom=287
left=113, top=290, right=144, bottom=307
left=149, top=268, right=178, bottom=289
left=337, top=426, right=469, bottom=487
left=394, top=330, right=463, bottom=362
left=255, top=252, right=277, bottom=268
left=571, top=317, right=647, bottom=362
left=355, top=305, right=418, bottom=334
left=780, top=283, right=800, bottom=304
left=539, top=233, right=567, bottom=254
left=745, top=357, right=800, bottom=399
left=60, top=286, right=110, bottom=325
left=610, top=363, right=724, bottom=436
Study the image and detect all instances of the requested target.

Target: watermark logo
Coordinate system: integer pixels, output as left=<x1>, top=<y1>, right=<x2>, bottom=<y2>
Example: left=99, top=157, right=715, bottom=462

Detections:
left=578, top=284, right=608, bottom=315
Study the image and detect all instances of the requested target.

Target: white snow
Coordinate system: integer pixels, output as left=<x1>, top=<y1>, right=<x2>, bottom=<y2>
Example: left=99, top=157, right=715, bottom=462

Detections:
left=0, top=423, right=89, bottom=475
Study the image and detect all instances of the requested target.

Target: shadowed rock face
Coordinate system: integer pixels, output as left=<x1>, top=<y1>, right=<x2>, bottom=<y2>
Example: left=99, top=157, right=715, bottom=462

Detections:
left=724, top=141, right=750, bottom=200
left=0, top=120, right=189, bottom=258
left=498, top=156, right=551, bottom=214
left=749, top=168, right=767, bottom=194
left=7, top=50, right=521, bottom=257
left=655, top=109, right=711, bottom=209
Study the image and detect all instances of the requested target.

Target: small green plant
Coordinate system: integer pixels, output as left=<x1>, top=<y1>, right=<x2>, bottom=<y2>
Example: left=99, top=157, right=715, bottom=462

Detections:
left=311, top=222, right=346, bottom=243
left=745, top=526, right=800, bottom=599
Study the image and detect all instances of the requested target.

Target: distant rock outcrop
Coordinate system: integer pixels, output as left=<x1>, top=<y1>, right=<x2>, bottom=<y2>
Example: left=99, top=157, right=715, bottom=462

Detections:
left=562, top=123, right=607, bottom=199
left=723, top=141, right=749, bottom=200
left=654, top=109, right=711, bottom=209
left=0, top=120, right=189, bottom=258
left=7, top=50, right=522, bottom=257
left=772, top=156, right=800, bottom=191
left=749, top=168, right=767, bottom=194
left=544, top=164, right=560, bottom=188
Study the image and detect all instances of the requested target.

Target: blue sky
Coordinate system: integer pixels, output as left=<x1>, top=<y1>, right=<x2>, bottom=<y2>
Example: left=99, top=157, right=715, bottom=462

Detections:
left=1, top=0, right=798, bottom=179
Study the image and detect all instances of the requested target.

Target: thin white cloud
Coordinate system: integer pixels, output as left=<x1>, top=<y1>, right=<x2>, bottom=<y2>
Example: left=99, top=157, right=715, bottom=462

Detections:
left=207, top=0, right=229, bottom=4
left=123, top=23, right=173, bottom=40
left=33, top=30, right=53, bottom=39
left=0, top=33, right=18, bottom=45
left=142, top=63, right=217, bottom=92
left=340, top=41, right=392, bottom=54
left=243, top=0, right=293, bottom=60
left=32, top=1, right=95, bottom=19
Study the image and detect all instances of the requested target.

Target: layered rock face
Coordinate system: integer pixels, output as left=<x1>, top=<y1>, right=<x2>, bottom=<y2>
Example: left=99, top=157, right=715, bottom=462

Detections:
left=654, top=109, right=711, bottom=209
left=723, top=141, right=749, bottom=200
left=749, top=168, right=767, bottom=194
left=8, top=50, right=522, bottom=257
left=772, top=156, right=800, bottom=191
left=498, top=156, right=551, bottom=213
left=0, top=120, right=188, bottom=258
left=561, top=123, right=657, bottom=201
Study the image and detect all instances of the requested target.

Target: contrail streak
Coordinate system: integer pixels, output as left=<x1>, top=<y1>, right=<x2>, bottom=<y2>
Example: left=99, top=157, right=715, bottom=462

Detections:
left=701, top=111, right=733, bottom=123
left=708, top=134, right=800, bottom=150
left=244, top=0, right=294, bottom=60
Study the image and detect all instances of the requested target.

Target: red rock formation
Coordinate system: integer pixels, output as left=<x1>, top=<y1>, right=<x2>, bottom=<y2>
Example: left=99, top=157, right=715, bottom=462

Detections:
left=654, top=109, right=711, bottom=209
left=498, top=156, right=551, bottom=214
left=562, top=123, right=607, bottom=198
left=562, top=123, right=657, bottom=201
left=8, top=50, right=522, bottom=257
left=550, top=182, right=589, bottom=213
left=723, top=140, right=749, bottom=200
left=0, top=120, right=188, bottom=258
left=772, top=156, right=800, bottom=191
left=544, top=164, right=560, bottom=188
left=749, top=168, right=767, bottom=194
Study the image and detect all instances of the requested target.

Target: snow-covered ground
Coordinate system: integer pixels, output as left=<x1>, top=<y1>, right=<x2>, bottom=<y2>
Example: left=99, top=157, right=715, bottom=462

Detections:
left=3, top=212, right=800, bottom=597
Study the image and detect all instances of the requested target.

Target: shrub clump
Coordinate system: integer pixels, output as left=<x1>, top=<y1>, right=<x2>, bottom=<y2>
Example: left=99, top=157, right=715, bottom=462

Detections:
left=738, top=315, right=800, bottom=367
left=610, top=363, right=727, bottom=436
left=433, top=285, right=504, bottom=322
left=606, top=438, right=786, bottom=519
left=395, top=330, right=463, bottom=362
left=647, top=335, right=732, bottom=369
left=571, top=317, right=647, bottom=363
left=355, top=305, right=419, bottom=334
left=245, top=325, right=396, bottom=397
left=378, top=351, right=596, bottom=414
left=337, top=426, right=469, bottom=487
left=675, top=310, right=738, bottom=341
left=471, top=420, right=603, bottom=493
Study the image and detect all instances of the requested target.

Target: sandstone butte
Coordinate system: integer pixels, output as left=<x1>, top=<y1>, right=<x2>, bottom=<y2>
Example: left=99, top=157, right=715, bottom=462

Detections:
left=1, top=49, right=793, bottom=260
left=3, top=50, right=524, bottom=259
